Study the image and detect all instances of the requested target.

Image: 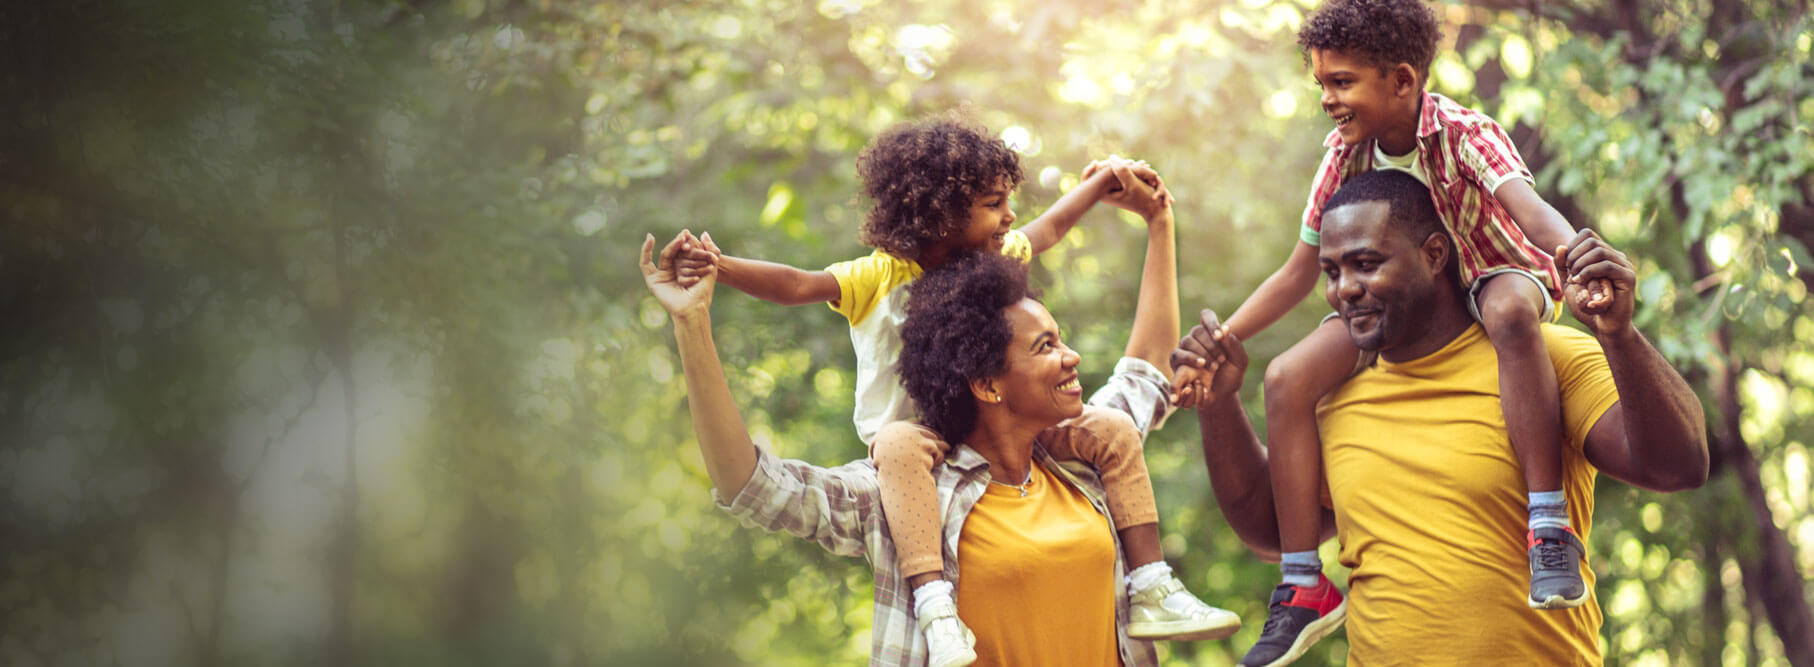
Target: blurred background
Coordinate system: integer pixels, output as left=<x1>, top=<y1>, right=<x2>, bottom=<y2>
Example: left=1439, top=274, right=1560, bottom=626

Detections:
left=3, top=0, right=1811, bottom=664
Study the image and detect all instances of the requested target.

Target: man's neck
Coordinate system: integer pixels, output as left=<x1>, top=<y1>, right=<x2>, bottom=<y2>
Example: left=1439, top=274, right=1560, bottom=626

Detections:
left=1379, top=291, right=1474, bottom=363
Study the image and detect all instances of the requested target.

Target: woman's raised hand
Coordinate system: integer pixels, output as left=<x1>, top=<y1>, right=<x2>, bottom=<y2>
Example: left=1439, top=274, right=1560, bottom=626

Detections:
left=641, top=230, right=717, bottom=319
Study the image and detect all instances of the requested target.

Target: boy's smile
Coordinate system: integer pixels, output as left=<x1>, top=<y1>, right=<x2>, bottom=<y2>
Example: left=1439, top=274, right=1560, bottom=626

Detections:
left=1310, top=48, right=1422, bottom=156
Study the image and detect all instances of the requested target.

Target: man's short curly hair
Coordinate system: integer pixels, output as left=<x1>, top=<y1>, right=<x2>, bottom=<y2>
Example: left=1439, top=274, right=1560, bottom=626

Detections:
left=1298, top=0, right=1442, bottom=82
left=857, top=112, right=1024, bottom=261
left=898, top=252, right=1037, bottom=444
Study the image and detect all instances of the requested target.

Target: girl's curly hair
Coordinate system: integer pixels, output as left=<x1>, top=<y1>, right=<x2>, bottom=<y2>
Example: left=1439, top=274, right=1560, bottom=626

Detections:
left=898, top=252, right=1037, bottom=444
left=857, top=112, right=1024, bottom=261
left=1298, top=0, right=1442, bottom=81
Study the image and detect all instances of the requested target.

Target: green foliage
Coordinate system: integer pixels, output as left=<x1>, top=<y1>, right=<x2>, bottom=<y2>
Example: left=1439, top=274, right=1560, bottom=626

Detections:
left=2, top=0, right=1809, bottom=665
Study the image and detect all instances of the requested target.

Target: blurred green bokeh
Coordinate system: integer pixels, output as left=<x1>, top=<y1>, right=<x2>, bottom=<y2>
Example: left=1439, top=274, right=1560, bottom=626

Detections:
left=3, top=0, right=1811, bottom=665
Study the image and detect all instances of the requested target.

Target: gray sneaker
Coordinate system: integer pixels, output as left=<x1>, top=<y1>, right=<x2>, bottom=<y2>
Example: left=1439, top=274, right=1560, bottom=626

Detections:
left=1528, top=526, right=1590, bottom=609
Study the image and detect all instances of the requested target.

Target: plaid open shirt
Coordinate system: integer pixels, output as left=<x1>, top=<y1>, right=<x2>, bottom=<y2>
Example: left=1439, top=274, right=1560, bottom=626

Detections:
left=715, top=356, right=1175, bottom=666
left=1299, top=91, right=1563, bottom=298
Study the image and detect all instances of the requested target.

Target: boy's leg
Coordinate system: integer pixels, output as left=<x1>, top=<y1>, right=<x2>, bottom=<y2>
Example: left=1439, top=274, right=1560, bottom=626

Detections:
left=873, top=421, right=976, bottom=667
left=1472, top=271, right=1586, bottom=610
left=1041, top=405, right=1240, bottom=640
left=1240, top=317, right=1355, bottom=667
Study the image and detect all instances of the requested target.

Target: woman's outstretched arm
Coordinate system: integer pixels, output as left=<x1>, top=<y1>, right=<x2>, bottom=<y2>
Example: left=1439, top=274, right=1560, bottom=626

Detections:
left=642, top=230, right=757, bottom=496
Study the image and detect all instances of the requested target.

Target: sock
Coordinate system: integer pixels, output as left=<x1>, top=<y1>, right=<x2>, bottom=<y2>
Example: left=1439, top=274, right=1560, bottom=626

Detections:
left=912, top=579, right=956, bottom=618
left=1126, top=561, right=1173, bottom=594
left=1280, top=550, right=1321, bottom=588
left=1528, top=490, right=1570, bottom=531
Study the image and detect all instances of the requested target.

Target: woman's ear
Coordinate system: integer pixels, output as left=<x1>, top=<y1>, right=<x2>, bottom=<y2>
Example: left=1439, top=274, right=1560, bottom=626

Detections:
left=969, top=377, right=999, bottom=405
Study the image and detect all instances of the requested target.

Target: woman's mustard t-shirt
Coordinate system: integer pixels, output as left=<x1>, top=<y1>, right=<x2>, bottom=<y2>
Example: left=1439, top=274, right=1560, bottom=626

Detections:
left=955, top=459, right=1120, bottom=666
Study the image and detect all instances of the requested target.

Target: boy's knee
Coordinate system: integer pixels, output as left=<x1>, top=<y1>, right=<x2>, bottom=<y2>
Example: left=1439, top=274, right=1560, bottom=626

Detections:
left=1263, top=353, right=1322, bottom=412
left=1478, top=288, right=1544, bottom=344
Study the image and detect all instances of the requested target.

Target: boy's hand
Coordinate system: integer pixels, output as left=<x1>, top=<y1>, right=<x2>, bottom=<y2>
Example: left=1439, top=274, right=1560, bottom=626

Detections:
left=1169, top=310, right=1247, bottom=407
left=673, top=231, right=723, bottom=288
left=642, top=230, right=717, bottom=319
left=1553, top=229, right=1634, bottom=338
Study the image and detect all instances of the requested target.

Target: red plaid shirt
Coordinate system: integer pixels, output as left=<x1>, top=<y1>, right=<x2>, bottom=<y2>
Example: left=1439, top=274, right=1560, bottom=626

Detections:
left=1299, top=92, right=1561, bottom=298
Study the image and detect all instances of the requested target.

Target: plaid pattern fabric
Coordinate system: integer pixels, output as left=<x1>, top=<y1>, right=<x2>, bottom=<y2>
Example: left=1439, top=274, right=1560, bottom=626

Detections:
left=1299, top=92, right=1562, bottom=298
left=716, top=356, right=1173, bottom=666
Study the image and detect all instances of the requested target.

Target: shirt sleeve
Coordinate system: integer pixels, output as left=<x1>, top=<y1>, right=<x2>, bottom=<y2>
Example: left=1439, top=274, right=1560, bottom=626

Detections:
left=1086, top=356, right=1177, bottom=438
left=1299, top=146, right=1345, bottom=247
left=1456, top=118, right=1536, bottom=196
left=1543, top=325, right=1621, bottom=452
left=1000, top=228, right=1033, bottom=262
left=823, top=251, right=895, bottom=326
left=713, top=447, right=880, bottom=559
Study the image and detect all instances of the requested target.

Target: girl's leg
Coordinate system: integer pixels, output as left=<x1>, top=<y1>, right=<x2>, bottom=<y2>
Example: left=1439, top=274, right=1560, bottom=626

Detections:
left=873, top=421, right=977, bottom=665
left=1042, top=406, right=1241, bottom=641
left=872, top=421, right=951, bottom=583
left=1262, top=316, right=1361, bottom=561
left=1039, top=406, right=1160, bottom=564
left=1473, top=272, right=1585, bottom=609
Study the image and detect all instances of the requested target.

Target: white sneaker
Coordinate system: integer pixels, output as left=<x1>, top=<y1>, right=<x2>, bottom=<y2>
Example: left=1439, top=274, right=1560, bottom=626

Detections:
left=1128, top=575, right=1242, bottom=641
left=917, top=596, right=977, bottom=667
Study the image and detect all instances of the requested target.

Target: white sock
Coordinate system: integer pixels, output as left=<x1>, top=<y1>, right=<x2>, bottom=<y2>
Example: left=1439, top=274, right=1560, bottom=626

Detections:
left=912, top=579, right=956, bottom=618
left=1126, top=561, right=1174, bottom=594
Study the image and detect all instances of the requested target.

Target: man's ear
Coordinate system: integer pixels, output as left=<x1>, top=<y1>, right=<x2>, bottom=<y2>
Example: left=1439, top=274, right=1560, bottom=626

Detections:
left=969, top=377, right=999, bottom=405
left=1392, top=63, right=1419, bottom=98
left=1421, top=231, right=1451, bottom=274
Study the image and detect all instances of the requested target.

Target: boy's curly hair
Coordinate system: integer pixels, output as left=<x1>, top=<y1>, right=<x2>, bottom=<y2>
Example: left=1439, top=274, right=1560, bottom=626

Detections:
left=1298, top=0, right=1442, bottom=82
left=898, top=252, right=1037, bottom=444
left=857, top=112, right=1024, bottom=261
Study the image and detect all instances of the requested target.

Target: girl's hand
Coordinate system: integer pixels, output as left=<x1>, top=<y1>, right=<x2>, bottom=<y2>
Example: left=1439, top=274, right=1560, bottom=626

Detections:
left=642, top=230, right=716, bottom=319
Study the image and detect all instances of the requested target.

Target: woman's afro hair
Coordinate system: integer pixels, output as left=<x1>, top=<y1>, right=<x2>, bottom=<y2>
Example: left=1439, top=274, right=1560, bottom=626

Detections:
left=898, top=252, right=1036, bottom=444
left=1298, top=0, right=1442, bottom=81
left=856, top=112, right=1023, bottom=261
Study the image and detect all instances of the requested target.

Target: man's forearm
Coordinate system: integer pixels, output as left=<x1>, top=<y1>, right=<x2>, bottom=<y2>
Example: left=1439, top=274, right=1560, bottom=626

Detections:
left=1600, top=327, right=1709, bottom=489
left=1196, top=395, right=1286, bottom=558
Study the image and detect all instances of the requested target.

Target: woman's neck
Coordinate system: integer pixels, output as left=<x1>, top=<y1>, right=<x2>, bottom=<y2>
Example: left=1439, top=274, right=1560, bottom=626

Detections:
left=963, top=407, right=1051, bottom=483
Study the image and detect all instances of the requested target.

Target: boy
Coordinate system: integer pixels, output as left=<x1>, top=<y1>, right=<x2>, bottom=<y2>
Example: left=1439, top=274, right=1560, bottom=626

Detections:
left=679, top=113, right=1237, bottom=666
left=1168, top=1, right=1607, bottom=664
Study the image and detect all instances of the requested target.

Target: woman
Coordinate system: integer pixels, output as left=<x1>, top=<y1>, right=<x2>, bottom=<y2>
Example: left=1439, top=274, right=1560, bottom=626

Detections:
left=639, top=200, right=1232, bottom=665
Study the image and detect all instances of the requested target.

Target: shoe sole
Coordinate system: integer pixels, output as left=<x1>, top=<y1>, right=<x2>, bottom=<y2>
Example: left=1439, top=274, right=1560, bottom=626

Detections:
left=1127, top=612, right=1243, bottom=641
left=929, top=648, right=977, bottom=667
left=1254, top=598, right=1347, bottom=667
left=1528, top=589, right=1591, bottom=609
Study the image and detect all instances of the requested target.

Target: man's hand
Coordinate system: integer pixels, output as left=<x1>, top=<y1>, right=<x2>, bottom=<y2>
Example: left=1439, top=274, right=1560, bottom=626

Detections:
left=642, top=230, right=717, bottom=319
left=1169, top=309, right=1248, bottom=407
left=1554, top=229, right=1635, bottom=338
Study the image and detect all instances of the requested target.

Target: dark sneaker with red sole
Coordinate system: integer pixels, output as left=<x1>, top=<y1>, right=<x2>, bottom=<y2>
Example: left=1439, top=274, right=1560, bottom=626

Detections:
left=1528, top=526, right=1590, bottom=609
left=1238, top=572, right=1346, bottom=667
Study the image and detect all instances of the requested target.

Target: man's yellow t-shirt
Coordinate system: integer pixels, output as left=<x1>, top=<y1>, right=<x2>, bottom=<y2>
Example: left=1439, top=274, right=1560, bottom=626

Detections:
left=1316, top=323, right=1621, bottom=665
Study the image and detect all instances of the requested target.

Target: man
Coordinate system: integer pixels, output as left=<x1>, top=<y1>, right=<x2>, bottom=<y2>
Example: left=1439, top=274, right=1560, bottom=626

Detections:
left=1174, top=170, right=1707, bottom=664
